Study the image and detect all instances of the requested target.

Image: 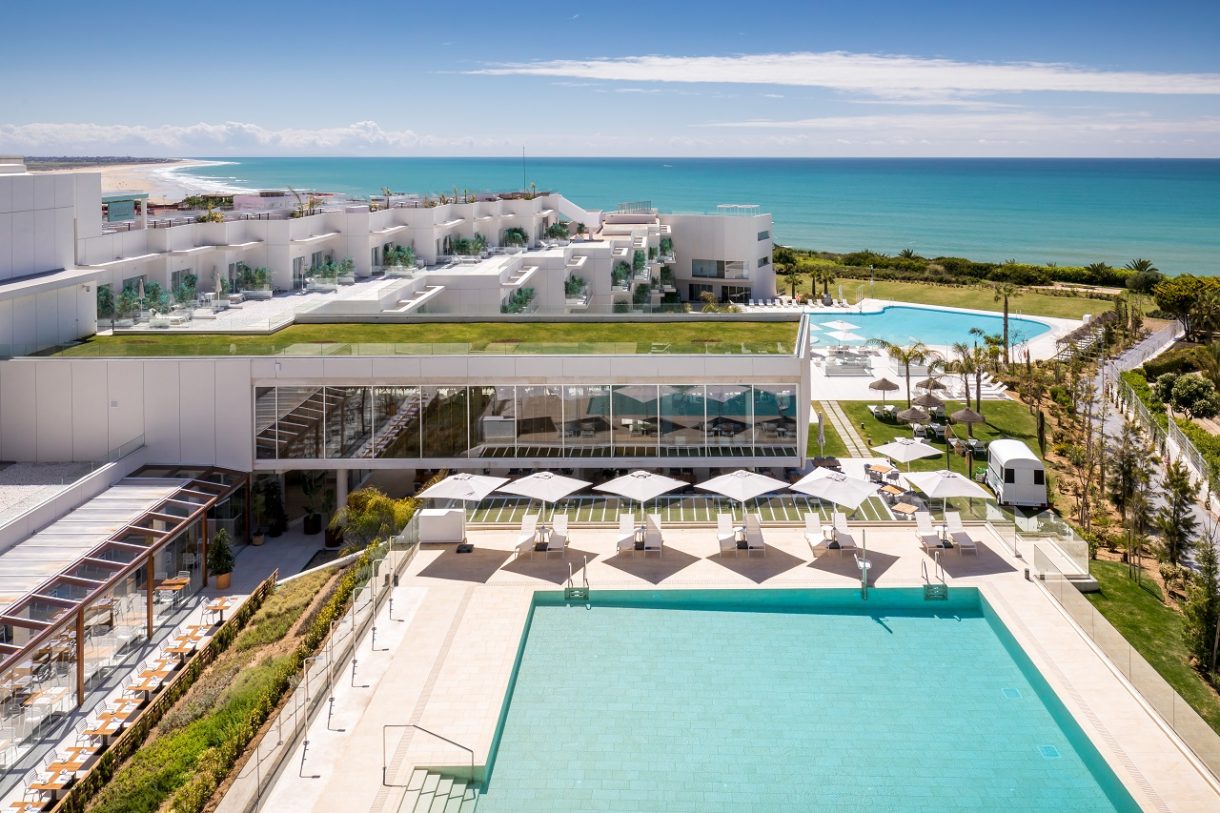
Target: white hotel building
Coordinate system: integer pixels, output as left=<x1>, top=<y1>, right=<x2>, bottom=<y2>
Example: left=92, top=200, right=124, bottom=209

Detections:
left=0, top=157, right=803, bottom=488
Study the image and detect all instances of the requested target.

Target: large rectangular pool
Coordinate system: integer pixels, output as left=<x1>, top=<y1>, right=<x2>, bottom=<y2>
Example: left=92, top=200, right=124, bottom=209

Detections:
left=479, top=588, right=1138, bottom=812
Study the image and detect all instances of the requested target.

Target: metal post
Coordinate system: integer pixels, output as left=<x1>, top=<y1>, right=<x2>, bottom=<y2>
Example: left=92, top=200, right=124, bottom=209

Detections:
left=75, top=607, right=85, bottom=707
left=145, top=557, right=154, bottom=639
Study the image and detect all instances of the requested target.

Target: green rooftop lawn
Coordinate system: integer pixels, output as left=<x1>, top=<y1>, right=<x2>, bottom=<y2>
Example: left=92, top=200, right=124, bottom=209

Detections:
left=810, top=277, right=1105, bottom=321
left=838, top=397, right=1039, bottom=474
left=1087, top=559, right=1220, bottom=735
left=52, top=320, right=798, bottom=357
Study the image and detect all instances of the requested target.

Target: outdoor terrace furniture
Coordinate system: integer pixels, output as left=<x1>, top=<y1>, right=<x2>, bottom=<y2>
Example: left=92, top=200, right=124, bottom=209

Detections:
left=831, top=512, right=858, bottom=555
left=744, top=513, right=766, bottom=556
left=514, top=514, right=539, bottom=557
left=717, top=513, right=738, bottom=557
left=616, top=514, right=637, bottom=556
left=803, top=513, right=828, bottom=550
left=944, top=511, right=979, bottom=555
left=915, top=512, right=946, bottom=553
left=643, top=514, right=664, bottom=556
left=544, top=516, right=569, bottom=557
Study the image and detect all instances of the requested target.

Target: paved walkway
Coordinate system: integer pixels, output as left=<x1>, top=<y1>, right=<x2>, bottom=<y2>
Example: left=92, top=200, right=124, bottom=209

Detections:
left=816, top=400, right=870, bottom=457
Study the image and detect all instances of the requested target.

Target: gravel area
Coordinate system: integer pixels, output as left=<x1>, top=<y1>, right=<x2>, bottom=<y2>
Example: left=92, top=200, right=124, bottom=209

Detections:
left=0, top=462, right=94, bottom=524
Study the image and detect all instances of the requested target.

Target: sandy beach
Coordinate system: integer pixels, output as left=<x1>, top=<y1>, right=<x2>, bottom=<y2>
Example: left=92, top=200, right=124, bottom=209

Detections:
left=32, top=158, right=225, bottom=203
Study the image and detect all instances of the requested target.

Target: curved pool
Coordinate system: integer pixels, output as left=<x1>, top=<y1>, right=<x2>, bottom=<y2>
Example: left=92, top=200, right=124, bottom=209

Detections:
left=807, top=305, right=1051, bottom=347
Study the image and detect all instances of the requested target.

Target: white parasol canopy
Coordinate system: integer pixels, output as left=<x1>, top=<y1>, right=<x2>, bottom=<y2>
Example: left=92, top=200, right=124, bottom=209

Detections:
left=822, top=320, right=859, bottom=331
left=902, top=470, right=992, bottom=500
left=871, top=438, right=941, bottom=464
left=594, top=470, right=686, bottom=505
left=497, top=471, right=590, bottom=503
left=417, top=472, right=509, bottom=503
left=789, top=467, right=876, bottom=511
left=697, top=469, right=788, bottom=518
left=827, top=330, right=865, bottom=342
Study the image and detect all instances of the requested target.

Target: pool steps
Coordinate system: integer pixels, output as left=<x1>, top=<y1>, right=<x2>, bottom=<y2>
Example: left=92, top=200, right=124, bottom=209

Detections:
left=400, top=768, right=479, bottom=813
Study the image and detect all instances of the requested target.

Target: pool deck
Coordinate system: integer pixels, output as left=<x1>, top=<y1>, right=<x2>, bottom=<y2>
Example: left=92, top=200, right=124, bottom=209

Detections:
left=256, top=523, right=1220, bottom=813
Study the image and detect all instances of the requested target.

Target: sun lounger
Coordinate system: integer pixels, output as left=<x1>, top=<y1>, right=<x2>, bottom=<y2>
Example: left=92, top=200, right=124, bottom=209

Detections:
left=831, top=511, right=858, bottom=554
left=643, top=513, right=663, bottom=556
left=616, top=514, right=637, bottom=556
left=514, top=514, right=539, bottom=557
left=915, top=512, right=944, bottom=553
left=744, top=513, right=766, bottom=556
left=944, top=511, right=979, bottom=555
left=545, top=515, right=568, bottom=557
left=803, top=513, right=826, bottom=551
left=717, top=513, right=738, bottom=557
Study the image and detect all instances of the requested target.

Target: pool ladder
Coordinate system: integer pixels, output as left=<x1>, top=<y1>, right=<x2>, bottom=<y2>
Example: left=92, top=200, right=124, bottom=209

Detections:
left=565, top=556, right=589, bottom=602
left=922, top=551, right=948, bottom=600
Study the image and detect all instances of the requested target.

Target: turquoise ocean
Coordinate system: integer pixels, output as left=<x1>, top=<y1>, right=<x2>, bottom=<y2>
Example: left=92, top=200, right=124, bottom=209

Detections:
left=174, top=158, right=1220, bottom=276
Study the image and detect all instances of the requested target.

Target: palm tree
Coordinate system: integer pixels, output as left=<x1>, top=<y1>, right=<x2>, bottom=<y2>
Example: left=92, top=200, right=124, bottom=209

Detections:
left=1125, top=258, right=1158, bottom=275
left=813, top=267, right=836, bottom=303
left=990, top=282, right=1022, bottom=369
left=869, top=339, right=929, bottom=407
left=949, top=342, right=977, bottom=409
left=899, top=248, right=917, bottom=259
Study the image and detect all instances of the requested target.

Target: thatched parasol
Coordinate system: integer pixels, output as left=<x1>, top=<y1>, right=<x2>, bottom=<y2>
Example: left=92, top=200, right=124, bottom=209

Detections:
left=912, top=392, right=944, bottom=409
left=951, top=406, right=987, bottom=440
left=915, top=377, right=947, bottom=391
left=896, top=406, right=930, bottom=424
left=868, top=377, right=900, bottom=403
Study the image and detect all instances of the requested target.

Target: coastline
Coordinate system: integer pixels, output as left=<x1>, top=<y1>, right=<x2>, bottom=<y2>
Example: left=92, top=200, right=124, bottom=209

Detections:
left=30, top=158, right=235, bottom=204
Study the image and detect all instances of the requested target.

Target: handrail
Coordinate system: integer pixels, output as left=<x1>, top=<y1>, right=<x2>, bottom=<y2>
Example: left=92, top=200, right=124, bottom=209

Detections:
left=382, top=723, right=476, bottom=788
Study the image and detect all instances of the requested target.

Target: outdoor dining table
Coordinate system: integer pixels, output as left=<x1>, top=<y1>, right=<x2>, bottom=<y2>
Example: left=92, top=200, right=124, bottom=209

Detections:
left=48, top=744, right=94, bottom=773
left=163, top=638, right=195, bottom=660
left=85, top=717, right=122, bottom=743
left=879, top=484, right=905, bottom=497
left=8, top=799, right=47, bottom=812
left=126, top=674, right=161, bottom=700
left=891, top=502, right=920, bottom=518
left=204, top=597, right=234, bottom=623
left=156, top=577, right=190, bottom=606
left=29, top=769, right=73, bottom=800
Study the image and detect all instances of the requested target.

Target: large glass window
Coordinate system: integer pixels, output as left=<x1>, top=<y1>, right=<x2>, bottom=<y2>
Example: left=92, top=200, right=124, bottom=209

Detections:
left=421, top=386, right=469, bottom=458
left=706, top=385, right=752, bottom=455
left=752, top=384, right=798, bottom=453
left=691, top=259, right=725, bottom=278
left=564, top=385, right=612, bottom=456
left=516, top=386, right=563, bottom=455
left=273, top=386, right=325, bottom=459
left=658, top=385, right=706, bottom=456
left=611, top=385, right=657, bottom=457
left=375, top=387, right=421, bottom=458
left=324, top=386, right=374, bottom=459
left=471, top=386, right=515, bottom=458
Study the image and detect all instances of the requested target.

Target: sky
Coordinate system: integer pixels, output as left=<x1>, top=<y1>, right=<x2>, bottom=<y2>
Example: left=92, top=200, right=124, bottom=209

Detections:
left=1, top=0, right=1219, bottom=157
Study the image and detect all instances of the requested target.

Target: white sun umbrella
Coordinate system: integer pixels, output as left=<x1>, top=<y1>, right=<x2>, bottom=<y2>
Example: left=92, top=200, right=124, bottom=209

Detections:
left=595, top=470, right=687, bottom=520
left=902, top=469, right=993, bottom=514
left=826, top=330, right=865, bottom=343
left=696, top=469, right=789, bottom=521
left=790, top=467, right=876, bottom=511
left=823, top=319, right=859, bottom=331
left=871, top=438, right=941, bottom=468
left=497, top=471, right=591, bottom=522
left=417, top=472, right=509, bottom=539
left=805, top=322, right=822, bottom=331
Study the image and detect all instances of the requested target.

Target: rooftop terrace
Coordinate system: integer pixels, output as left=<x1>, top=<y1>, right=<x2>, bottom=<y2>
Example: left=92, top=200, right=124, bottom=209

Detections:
left=43, top=321, right=799, bottom=358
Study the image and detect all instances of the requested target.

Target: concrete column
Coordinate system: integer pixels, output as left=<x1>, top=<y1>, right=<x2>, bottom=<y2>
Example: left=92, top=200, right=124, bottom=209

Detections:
left=335, top=469, right=348, bottom=511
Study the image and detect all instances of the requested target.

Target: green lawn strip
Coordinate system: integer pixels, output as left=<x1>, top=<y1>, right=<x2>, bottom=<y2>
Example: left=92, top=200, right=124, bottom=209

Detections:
left=1087, top=559, right=1220, bottom=734
left=55, top=320, right=797, bottom=357
left=87, top=544, right=384, bottom=813
left=837, top=398, right=1038, bottom=474
left=801, top=277, right=1103, bottom=321
left=807, top=404, right=849, bottom=458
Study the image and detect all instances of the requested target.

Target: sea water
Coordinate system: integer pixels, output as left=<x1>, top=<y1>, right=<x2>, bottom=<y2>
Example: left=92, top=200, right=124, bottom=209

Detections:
left=173, top=157, right=1220, bottom=276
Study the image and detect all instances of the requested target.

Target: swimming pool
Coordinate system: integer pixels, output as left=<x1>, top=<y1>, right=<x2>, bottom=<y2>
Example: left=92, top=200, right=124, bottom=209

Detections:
left=807, top=305, right=1051, bottom=347
left=479, top=588, right=1138, bottom=812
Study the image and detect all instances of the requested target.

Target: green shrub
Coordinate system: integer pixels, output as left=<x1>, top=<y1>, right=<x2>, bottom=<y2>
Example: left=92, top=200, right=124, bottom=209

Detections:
left=1144, top=344, right=1210, bottom=379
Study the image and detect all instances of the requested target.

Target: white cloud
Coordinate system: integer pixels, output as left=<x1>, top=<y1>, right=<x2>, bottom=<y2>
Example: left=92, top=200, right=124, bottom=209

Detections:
left=0, top=120, right=506, bottom=155
left=472, top=51, right=1220, bottom=99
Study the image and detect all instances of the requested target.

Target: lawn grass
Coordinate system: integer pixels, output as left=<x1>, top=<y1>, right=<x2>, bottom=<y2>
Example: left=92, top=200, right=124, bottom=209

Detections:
left=1087, top=559, right=1220, bottom=734
left=837, top=397, right=1039, bottom=474
left=803, top=277, right=1104, bottom=321
left=807, top=404, right=849, bottom=458
left=53, top=320, right=798, bottom=357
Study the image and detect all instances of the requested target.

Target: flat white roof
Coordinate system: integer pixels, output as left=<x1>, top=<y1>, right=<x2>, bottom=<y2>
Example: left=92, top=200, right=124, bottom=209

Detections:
left=988, top=439, right=1041, bottom=466
left=0, top=479, right=185, bottom=611
left=0, top=268, right=100, bottom=301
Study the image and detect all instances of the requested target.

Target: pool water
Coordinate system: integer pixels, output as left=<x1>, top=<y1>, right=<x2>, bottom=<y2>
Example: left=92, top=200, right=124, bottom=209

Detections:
left=479, top=588, right=1137, bottom=812
left=807, top=305, right=1051, bottom=347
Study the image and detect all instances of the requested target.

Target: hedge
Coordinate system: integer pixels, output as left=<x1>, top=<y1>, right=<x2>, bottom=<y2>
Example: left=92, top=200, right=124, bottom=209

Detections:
left=796, top=248, right=1132, bottom=288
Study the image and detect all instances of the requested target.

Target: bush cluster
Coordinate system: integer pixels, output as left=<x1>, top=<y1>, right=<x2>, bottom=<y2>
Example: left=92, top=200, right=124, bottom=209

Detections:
left=800, top=249, right=1132, bottom=288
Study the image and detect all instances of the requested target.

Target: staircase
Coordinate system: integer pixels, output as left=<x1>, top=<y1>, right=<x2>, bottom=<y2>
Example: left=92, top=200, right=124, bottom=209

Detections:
left=398, top=769, right=479, bottom=813
left=923, top=583, right=949, bottom=601
left=922, top=553, right=949, bottom=600
left=564, top=558, right=590, bottom=602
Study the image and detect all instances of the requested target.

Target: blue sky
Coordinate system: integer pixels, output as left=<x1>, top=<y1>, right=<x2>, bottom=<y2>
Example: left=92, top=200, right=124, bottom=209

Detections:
left=1, top=0, right=1218, bottom=156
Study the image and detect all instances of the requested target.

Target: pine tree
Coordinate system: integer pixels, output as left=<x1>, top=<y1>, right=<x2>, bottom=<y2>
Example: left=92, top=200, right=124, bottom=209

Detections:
left=1158, top=461, right=1199, bottom=567
left=1183, top=533, right=1220, bottom=673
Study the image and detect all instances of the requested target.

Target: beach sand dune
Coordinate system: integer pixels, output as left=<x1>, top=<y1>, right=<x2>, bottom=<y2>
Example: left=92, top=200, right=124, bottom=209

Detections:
left=32, top=158, right=226, bottom=204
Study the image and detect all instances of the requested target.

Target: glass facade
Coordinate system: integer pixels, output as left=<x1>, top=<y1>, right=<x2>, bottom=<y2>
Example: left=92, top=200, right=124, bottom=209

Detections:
left=255, top=384, right=800, bottom=460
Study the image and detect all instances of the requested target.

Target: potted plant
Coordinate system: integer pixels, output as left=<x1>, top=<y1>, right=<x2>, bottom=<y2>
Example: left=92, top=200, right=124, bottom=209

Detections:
left=208, top=528, right=235, bottom=590
left=250, top=487, right=267, bottom=546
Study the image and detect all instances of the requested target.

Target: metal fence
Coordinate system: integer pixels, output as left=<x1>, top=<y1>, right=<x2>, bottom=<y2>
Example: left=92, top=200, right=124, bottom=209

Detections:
left=215, top=523, right=421, bottom=813
left=1115, top=377, right=1218, bottom=507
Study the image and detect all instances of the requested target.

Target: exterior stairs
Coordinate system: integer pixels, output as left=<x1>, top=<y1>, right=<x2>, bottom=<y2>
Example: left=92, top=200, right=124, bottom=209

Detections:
left=398, top=769, right=479, bottom=813
left=923, top=583, right=949, bottom=601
